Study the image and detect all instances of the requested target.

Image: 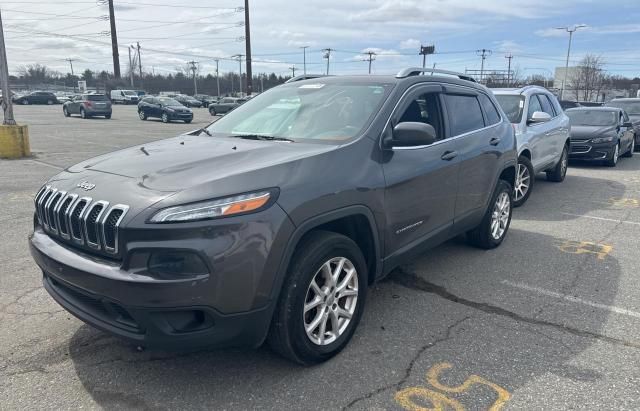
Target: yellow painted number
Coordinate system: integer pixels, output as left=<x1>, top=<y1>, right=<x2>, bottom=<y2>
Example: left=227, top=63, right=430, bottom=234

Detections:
left=610, top=197, right=639, bottom=208
left=395, top=362, right=510, bottom=411
left=556, top=240, right=612, bottom=260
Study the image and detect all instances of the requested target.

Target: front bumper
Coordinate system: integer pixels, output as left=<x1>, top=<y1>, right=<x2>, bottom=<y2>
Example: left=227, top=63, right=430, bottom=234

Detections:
left=168, top=111, right=193, bottom=120
left=29, top=204, right=295, bottom=349
left=569, top=141, right=616, bottom=161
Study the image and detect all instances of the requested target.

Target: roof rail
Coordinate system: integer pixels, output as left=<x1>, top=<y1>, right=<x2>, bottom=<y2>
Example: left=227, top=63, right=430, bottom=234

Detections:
left=395, top=67, right=477, bottom=83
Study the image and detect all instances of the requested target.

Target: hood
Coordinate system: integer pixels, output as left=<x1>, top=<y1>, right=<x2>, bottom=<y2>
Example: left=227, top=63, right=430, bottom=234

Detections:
left=570, top=125, right=617, bottom=141
left=66, top=134, right=337, bottom=193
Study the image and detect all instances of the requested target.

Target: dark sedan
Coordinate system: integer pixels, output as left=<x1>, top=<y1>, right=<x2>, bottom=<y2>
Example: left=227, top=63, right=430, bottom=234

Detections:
left=172, top=94, right=202, bottom=108
left=208, top=97, right=247, bottom=116
left=607, top=98, right=640, bottom=152
left=138, top=96, right=193, bottom=123
left=13, top=91, right=59, bottom=105
left=63, top=94, right=112, bottom=119
left=566, top=107, right=635, bottom=167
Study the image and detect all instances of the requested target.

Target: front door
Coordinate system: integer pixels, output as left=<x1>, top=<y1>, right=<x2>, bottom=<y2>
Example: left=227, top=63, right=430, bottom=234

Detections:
left=382, top=84, right=460, bottom=257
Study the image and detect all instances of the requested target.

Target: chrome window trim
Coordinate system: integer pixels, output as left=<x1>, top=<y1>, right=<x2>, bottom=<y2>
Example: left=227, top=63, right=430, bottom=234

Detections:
left=70, top=197, right=92, bottom=245
left=102, top=205, right=129, bottom=254
left=83, top=200, right=109, bottom=250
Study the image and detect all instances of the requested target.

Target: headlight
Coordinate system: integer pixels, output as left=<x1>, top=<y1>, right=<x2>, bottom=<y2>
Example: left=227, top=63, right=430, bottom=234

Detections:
left=149, top=190, right=275, bottom=223
left=591, top=136, right=615, bottom=143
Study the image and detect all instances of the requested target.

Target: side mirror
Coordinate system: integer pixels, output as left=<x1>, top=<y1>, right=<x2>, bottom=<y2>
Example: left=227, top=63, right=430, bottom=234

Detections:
left=622, top=121, right=633, bottom=128
left=391, top=122, right=437, bottom=147
left=528, top=111, right=552, bottom=124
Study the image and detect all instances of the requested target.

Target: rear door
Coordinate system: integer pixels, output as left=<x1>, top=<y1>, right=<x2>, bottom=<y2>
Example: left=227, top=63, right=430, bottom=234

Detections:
left=381, top=83, right=461, bottom=257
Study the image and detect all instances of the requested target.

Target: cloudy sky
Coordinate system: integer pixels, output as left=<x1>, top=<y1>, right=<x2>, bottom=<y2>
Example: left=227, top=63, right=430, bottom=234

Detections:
left=3, top=0, right=640, bottom=79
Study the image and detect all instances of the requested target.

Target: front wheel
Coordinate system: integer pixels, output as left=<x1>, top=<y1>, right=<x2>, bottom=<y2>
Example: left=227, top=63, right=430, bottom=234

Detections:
left=21, top=99, right=29, bottom=105
left=546, top=145, right=568, bottom=182
left=138, top=110, right=147, bottom=120
left=80, top=108, right=87, bottom=119
left=63, top=107, right=70, bottom=117
left=467, top=179, right=512, bottom=249
left=513, top=156, right=534, bottom=207
left=47, top=99, right=54, bottom=105
left=209, top=108, right=216, bottom=116
left=605, top=143, right=620, bottom=167
left=267, top=231, right=368, bottom=365
left=104, top=114, right=112, bottom=119
left=161, top=113, right=170, bottom=123
left=622, top=138, right=634, bottom=158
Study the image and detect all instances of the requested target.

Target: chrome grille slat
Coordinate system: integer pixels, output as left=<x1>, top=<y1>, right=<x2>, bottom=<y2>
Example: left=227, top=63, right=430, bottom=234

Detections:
left=34, top=185, right=128, bottom=256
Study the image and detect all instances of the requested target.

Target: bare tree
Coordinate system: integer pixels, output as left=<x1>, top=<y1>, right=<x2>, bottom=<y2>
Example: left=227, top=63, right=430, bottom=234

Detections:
left=570, top=55, right=607, bottom=102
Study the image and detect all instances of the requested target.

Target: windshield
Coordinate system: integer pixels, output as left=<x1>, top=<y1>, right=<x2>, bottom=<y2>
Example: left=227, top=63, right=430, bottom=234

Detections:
left=158, top=97, right=182, bottom=106
left=608, top=101, right=640, bottom=115
left=123, top=91, right=137, bottom=96
left=206, top=81, right=392, bottom=142
left=494, top=95, right=525, bottom=123
left=566, top=110, right=617, bottom=126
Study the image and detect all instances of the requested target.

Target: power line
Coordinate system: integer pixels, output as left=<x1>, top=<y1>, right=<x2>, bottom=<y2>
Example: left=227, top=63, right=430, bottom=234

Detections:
left=363, top=51, right=376, bottom=74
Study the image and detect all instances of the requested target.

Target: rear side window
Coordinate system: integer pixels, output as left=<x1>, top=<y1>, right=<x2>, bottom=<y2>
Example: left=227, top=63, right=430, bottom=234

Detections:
left=478, top=94, right=501, bottom=125
left=537, top=94, right=556, bottom=117
left=444, top=94, right=485, bottom=136
left=87, top=95, right=108, bottom=101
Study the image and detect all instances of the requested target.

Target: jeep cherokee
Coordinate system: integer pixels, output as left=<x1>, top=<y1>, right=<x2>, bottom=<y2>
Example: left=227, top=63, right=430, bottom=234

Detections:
left=29, top=68, right=517, bottom=364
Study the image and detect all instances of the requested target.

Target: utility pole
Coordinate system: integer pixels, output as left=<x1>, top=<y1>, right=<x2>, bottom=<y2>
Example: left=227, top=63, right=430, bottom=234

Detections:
left=419, top=45, right=435, bottom=68
left=128, top=47, right=134, bottom=87
left=323, top=48, right=333, bottom=75
left=66, top=58, right=75, bottom=76
left=556, top=24, right=587, bottom=100
left=300, top=46, right=309, bottom=76
left=136, top=42, right=143, bottom=88
left=188, top=61, right=198, bottom=95
left=505, top=53, right=513, bottom=86
left=289, top=65, right=296, bottom=77
left=107, top=0, right=120, bottom=78
left=0, top=9, right=16, bottom=125
left=244, top=0, right=253, bottom=96
left=476, top=49, right=492, bottom=83
left=363, top=51, right=376, bottom=74
left=260, top=74, right=264, bottom=93
left=214, top=59, right=220, bottom=97
left=232, top=54, right=243, bottom=96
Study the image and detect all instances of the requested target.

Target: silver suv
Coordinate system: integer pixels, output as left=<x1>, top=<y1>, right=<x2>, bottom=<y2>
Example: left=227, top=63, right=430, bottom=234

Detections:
left=493, top=86, right=571, bottom=206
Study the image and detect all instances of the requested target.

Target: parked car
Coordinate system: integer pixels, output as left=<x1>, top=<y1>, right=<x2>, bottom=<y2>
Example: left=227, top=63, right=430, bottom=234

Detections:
left=13, top=91, right=59, bottom=105
left=63, top=94, right=112, bottom=119
left=559, top=100, right=581, bottom=110
left=607, top=98, right=640, bottom=152
left=171, top=94, right=202, bottom=108
left=138, top=96, right=193, bottom=123
left=110, top=89, right=140, bottom=105
left=577, top=101, right=604, bottom=107
left=493, top=86, right=570, bottom=207
left=29, top=68, right=516, bottom=364
left=194, top=94, right=218, bottom=105
left=566, top=107, right=635, bottom=166
left=208, top=97, right=247, bottom=115
left=135, top=90, right=147, bottom=98
left=55, top=92, right=73, bottom=104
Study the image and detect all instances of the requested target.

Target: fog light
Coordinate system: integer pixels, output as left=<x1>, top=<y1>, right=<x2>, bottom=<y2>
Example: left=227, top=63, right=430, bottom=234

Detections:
left=147, top=251, right=208, bottom=277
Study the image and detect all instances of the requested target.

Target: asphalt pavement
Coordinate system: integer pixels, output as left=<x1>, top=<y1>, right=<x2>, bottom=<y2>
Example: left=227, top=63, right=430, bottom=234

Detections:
left=1, top=104, right=640, bottom=410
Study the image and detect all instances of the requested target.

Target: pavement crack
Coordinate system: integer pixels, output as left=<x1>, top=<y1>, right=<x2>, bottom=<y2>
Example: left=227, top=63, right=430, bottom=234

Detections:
left=389, top=268, right=640, bottom=350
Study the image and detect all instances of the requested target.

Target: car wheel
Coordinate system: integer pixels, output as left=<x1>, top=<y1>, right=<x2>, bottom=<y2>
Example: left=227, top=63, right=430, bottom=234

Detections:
left=513, top=156, right=534, bottom=208
left=22, top=99, right=29, bottom=105
left=209, top=108, right=216, bottom=116
left=622, top=138, right=634, bottom=158
left=63, top=107, right=70, bottom=117
left=467, top=179, right=512, bottom=249
left=161, top=113, right=169, bottom=123
left=80, top=108, right=87, bottom=119
left=184, top=119, right=192, bottom=124
left=635, top=135, right=640, bottom=152
left=267, top=231, right=368, bottom=365
left=138, top=110, right=147, bottom=120
left=104, top=114, right=112, bottom=119
left=47, top=99, right=54, bottom=105
left=605, top=143, right=620, bottom=167
left=546, top=144, right=568, bottom=182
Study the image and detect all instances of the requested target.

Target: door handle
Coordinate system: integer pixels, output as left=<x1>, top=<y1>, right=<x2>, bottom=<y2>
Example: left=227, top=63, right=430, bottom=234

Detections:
left=489, top=137, right=501, bottom=146
left=441, top=151, right=458, bottom=161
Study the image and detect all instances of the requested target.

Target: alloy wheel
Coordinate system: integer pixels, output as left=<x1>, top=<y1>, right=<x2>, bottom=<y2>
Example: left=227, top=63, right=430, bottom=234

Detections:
left=613, top=144, right=619, bottom=164
left=490, top=192, right=510, bottom=240
left=303, top=257, right=359, bottom=346
left=514, top=163, right=530, bottom=202
left=560, top=149, right=568, bottom=177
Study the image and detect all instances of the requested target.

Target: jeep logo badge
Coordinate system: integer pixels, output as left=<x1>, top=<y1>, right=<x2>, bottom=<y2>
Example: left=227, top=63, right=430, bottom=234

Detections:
left=76, top=181, right=96, bottom=191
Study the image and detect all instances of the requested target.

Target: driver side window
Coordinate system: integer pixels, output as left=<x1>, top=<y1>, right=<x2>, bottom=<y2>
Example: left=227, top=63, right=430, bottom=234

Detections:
left=397, top=92, right=444, bottom=140
left=527, top=95, right=543, bottom=120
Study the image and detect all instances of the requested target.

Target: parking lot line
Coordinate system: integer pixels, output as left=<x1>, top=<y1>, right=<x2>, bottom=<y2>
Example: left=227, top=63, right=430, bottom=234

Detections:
left=561, top=213, right=640, bottom=226
left=501, top=280, right=640, bottom=319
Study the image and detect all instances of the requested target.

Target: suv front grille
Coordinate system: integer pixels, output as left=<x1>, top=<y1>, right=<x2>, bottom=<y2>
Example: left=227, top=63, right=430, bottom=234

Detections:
left=34, top=185, right=129, bottom=255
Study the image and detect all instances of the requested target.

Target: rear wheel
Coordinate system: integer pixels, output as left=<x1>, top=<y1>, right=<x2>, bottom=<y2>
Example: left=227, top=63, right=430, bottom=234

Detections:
left=184, top=119, right=192, bottom=124
left=104, top=114, right=112, bottom=119
left=63, top=107, right=70, bottom=117
left=605, top=143, right=620, bottom=167
left=546, top=145, right=568, bottom=182
left=209, top=107, right=216, bottom=116
left=513, top=156, right=533, bottom=207
left=267, top=231, right=367, bottom=365
left=467, top=179, right=512, bottom=249
left=635, top=135, right=640, bottom=152
left=623, top=138, right=634, bottom=158
left=80, top=108, right=88, bottom=119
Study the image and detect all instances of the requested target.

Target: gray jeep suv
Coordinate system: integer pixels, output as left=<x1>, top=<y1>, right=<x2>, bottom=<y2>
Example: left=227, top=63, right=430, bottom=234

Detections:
left=29, top=68, right=517, bottom=364
left=494, top=86, right=571, bottom=207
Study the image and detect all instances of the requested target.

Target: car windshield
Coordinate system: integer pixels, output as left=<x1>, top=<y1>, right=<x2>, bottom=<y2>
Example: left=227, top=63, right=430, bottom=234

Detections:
left=123, top=91, right=137, bottom=96
left=87, top=95, right=108, bottom=101
left=206, top=81, right=392, bottom=143
left=494, top=95, right=525, bottom=123
left=566, top=110, right=617, bottom=126
left=608, top=101, right=640, bottom=115
left=158, top=97, right=181, bottom=106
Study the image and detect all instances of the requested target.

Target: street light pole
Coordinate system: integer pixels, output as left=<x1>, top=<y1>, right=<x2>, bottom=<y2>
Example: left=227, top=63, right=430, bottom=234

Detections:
left=557, top=24, right=586, bottom=100
left=300, top=46, right=309, bottom=76
left=232, top=54, right=244, bottom=96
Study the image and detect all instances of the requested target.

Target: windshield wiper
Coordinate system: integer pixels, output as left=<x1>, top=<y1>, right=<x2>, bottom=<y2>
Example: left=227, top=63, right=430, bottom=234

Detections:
left=230, top=134, right=294, bottom=142
left=197, top=127, right=213, bottom=136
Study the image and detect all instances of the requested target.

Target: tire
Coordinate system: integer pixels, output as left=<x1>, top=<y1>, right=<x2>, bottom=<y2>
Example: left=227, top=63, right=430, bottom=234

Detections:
left=63, top=107, right=70, bottom=117
left=605, top=143, right=620, bottom=167
left=47, top=99, right=54, bottom=105
left=138, top=110, right=147, bottom=120
left=546, top=144, right=568, bottom=182
left=267, top=231, right=368, bottom=365
left=513, top=156, right=534, bottom=208
left=80, top=108, right=87, bottom=119
left=184, top=119, right=192, bottom=124
left=467, top=179, right=513, bottom=249
left=622, top=138, right=634, bottom=158
left=635, top=135, right=640, bottom=152
left=161, top=113, right=170, bottom=123
left=22, top=99, right=29, bottom=105
left=104, top=114, right=112, bottom=119
left=209, top=107, right=216, bottom=116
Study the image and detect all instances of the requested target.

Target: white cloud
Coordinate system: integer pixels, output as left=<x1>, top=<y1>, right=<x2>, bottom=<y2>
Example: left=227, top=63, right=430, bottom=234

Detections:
left=399, top=38, right=421, bottom=50
left=493, top=40, right=523, bottom=53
